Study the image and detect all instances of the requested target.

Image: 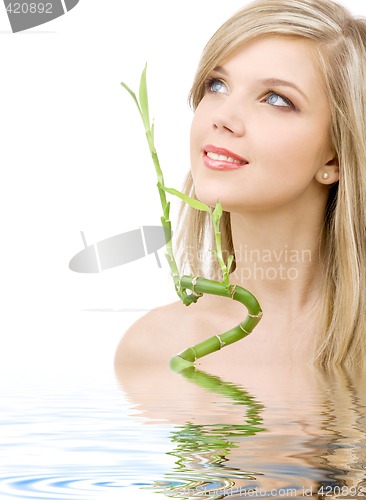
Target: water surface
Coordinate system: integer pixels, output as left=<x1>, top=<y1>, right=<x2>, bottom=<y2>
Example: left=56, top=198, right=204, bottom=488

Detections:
left=1, top=362, right=366, bottom=499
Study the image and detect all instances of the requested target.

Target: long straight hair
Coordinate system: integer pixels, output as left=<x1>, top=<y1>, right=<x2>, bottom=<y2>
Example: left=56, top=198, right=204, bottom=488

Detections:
left=175, top=0, right=366, bottom=368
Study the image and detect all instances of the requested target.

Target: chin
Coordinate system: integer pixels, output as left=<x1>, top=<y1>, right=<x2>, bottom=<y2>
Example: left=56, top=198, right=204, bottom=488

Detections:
left=194, top=186, right=219, bottom=209
left=194, top=182, right=233, bottom=209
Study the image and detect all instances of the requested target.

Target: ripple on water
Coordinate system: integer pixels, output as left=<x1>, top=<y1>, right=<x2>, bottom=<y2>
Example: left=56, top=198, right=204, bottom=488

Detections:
left=0, top=467, right=155, bottom=500
left=0, top=373, right=174, bottom=500
left=0, top=468, right=130, bottom=500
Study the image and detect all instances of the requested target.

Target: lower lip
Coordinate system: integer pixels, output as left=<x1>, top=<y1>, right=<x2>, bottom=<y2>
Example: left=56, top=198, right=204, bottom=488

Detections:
left=203, top=153, right=247, bottom=171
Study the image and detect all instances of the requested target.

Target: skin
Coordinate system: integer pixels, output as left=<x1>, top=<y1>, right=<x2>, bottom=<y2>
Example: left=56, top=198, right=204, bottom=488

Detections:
left=115, top=35, right=339, bottom=369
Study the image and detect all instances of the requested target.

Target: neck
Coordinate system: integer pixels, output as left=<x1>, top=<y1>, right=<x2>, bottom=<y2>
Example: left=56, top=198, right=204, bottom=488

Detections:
left=229, top=208, right=325, bottom=314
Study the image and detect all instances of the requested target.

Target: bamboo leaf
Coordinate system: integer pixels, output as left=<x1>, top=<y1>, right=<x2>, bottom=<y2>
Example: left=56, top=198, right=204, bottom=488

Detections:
left=120, top=82, right=141, bottom=115
left=227, top=254, right=234, bottom=274
left=139, top=64, right=150, bottom=130
left=159, top=185, right=211, bottom=212
left=212, top=200, right=223, bottom=223
left=164, top=201, right=170, bottom=220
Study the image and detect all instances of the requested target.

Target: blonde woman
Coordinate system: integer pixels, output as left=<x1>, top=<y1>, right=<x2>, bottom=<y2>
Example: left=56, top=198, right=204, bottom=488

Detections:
left=115, top=0, right=366, bottom=370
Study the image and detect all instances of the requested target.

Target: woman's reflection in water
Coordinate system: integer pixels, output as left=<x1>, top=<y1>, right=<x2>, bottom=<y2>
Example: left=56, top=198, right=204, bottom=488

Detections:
left=315, top=367, right=366, bottom=494
left=115, top=361, right=366, bottom=498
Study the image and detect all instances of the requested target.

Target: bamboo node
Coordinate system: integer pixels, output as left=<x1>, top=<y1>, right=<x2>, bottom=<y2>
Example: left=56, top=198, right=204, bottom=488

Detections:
left=239, top=324, right=250, bottom=335
left=191, top=276, right=203, bottom=297
left=190, top=347, right=197, bottom=361
left=216, top=335, right=226, bottom=349
left=249, top=311, right=263, bottom=319
left=178, top=347, right=197, bottom=362
left=230, top=285, right=237, bottom=299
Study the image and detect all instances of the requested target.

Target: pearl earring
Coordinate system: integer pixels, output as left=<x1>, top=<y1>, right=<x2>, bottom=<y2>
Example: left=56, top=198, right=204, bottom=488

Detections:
left=322, top=172, right=330, bottom=180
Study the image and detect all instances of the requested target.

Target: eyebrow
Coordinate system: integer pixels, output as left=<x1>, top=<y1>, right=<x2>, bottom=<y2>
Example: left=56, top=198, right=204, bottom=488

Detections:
left=211, top=67, right=309, bottom=103
left=259, top=78, right=309, bottom=103
left=212, top=66, right=228, bottom=76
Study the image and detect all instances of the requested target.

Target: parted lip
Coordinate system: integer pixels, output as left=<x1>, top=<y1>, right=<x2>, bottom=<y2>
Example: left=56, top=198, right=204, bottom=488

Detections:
left=203, top=144, right=248, bottom=163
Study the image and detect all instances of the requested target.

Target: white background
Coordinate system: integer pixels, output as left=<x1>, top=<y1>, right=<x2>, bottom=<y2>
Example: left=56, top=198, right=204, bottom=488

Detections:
left=0, top=0, right=365, bottom=376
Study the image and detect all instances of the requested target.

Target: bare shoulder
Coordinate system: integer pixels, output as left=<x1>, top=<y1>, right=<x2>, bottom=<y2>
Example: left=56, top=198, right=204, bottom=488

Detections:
left=114, top=293, right=237, bottom=368
left=114, top=299, right=198, bottom=367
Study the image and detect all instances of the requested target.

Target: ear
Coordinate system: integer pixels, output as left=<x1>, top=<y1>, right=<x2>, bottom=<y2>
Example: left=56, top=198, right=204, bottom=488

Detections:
left=315, top=156, right=339, bottom=185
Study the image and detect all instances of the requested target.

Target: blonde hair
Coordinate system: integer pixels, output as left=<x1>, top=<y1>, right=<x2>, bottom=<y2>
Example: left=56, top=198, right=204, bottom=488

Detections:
left=175, top=0, right=366, bottom=368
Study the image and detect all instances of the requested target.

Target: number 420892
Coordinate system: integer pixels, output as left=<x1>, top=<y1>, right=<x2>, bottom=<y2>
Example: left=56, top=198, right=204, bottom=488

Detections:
left=318, top=485, right=366, bottom=497
left=6, top=3, right=53, bottom=14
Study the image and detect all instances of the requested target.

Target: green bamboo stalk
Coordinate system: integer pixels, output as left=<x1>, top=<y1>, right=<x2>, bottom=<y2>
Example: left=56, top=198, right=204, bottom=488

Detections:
left=121, top=66, right=198, bottom=306
left=120, top=66, right=263, bottom=370
left=170, top=277, right=262, bottom=372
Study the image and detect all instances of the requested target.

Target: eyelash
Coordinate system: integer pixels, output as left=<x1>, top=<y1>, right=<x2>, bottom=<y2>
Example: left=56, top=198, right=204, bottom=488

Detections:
left=204, top=77, right=295, bottom=110
left=204, top=77, right=227, bottom=94
left=262, top=91, right=295, bottom=110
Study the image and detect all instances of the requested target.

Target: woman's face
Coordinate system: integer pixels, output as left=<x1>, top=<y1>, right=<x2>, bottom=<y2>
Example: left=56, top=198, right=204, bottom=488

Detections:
left=190, top=36, right=336, bottom=214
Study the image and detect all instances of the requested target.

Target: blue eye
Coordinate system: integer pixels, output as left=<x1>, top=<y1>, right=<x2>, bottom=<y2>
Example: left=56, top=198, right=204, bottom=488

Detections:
left=206, top=78, right=228, bottom=94
left=265, top=92, right=293, bottom=108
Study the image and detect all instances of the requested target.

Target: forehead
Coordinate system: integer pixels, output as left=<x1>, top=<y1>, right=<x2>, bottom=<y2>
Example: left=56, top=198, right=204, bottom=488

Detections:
left=220, top=35, right=324, bottom=89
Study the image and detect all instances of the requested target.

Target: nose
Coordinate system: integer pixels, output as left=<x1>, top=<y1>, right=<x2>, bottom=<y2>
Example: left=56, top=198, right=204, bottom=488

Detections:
left=212, top=98, right=245, bottom=136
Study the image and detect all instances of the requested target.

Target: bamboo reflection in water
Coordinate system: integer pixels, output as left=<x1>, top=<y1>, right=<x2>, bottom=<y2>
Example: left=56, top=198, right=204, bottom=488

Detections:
left=149, top=367, right=266, bottom=499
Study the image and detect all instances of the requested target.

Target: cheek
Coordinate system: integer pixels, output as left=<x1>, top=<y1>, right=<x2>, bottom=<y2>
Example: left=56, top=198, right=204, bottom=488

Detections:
left=189, top=117, right=199, bottom=151
left=190, top=99, right=212, bottom=141
left=259, top=123, right=328, bottom=177
left=190, top=110, right=208, bottom=172
left=190, top=109, right=205, bottom=145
